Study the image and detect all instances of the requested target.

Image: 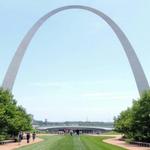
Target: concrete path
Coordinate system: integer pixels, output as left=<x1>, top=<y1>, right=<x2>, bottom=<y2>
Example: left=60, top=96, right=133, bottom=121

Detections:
left=103, top=135, right=150, bottom=150
left=0, top=138, right=43, bottom=150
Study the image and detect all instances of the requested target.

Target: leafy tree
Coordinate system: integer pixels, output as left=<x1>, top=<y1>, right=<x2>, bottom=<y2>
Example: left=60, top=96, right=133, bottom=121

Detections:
left=0, top=88, right=32, bottom=139
left=114, top=90, right=150, bottom=142
left=114, top=108, right=133, bottom=138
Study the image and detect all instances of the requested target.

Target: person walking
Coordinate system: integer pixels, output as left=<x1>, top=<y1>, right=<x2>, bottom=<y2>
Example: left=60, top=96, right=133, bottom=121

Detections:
left=26, top=132, right=30, bottom=143
left=70, top=130, right=73, bottom=136
left=32, top=132, right=36, bottom=141
left=18, top=131, right=22, bottom=145
left=76, top=129, right=80, bottom=136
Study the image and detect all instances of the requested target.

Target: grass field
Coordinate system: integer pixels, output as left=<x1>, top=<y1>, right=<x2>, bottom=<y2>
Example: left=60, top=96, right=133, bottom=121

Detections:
left=16, top=135, right=126, bottom=150
left=101, top=131, right=121, bottom=135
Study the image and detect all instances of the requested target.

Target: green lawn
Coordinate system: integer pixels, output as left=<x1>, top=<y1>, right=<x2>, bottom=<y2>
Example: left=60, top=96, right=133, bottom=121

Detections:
left=16, top=135, right=126, bottom=150
left=101, top=131, right=121, bottom=135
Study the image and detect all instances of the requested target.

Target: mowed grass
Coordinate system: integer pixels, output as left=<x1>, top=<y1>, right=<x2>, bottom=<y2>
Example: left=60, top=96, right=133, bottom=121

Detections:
left=101, top=131, right=121, bottom=135
left=16, top=135, right=126, bottom=150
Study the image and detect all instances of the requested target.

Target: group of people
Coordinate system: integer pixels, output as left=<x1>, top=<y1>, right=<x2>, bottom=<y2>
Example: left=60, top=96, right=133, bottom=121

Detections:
left=18, top=131, right=36, bottom=145
left=70, top=129, right=80, bottom=136
left=58, top=129, right=81, bottom=136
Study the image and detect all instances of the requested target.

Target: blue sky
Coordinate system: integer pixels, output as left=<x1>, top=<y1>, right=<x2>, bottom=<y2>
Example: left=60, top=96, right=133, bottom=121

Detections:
left=0, top=0, right=150, bottom=122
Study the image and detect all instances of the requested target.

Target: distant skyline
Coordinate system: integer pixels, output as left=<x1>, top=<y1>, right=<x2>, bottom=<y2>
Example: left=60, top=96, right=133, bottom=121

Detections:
left=0, top=0, right=150, bottom=122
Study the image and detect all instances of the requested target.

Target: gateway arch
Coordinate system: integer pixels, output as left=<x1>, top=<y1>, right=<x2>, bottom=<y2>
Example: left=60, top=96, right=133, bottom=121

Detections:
left=2, top=5, right=149, bottom=96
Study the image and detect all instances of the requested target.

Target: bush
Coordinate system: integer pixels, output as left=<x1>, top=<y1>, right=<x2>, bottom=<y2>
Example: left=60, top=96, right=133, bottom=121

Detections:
left=114, top=90, right=150, bottom=142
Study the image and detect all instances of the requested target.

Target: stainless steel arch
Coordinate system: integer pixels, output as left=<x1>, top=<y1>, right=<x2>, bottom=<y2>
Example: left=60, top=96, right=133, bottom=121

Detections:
left=2, top=5, right=149, bottom=95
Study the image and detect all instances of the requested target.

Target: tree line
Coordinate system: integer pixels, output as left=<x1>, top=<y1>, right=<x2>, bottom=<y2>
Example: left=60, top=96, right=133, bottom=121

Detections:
left=0, top=88, right=32, bottom=141
left=114, top=90, right=150, bottom=142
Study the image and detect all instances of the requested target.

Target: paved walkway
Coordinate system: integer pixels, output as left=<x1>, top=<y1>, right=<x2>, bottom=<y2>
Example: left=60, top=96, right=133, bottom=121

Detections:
left=0, top=138, right=43, bottom=150
left=103, top=135, right=150, bottom=150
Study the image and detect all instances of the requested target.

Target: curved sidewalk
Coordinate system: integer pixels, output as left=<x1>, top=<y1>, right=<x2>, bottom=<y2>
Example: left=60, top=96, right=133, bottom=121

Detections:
left=103, top=135, right=150, bottom=150
left=0, top=138, right=43, bottom=150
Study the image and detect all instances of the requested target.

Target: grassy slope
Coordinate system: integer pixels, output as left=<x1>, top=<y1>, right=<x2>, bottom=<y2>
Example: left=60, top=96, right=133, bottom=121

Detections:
left=16, top=135, right=63, bottom=150
left=17, top=135, right=126, bottom=150
left=80, top=136, right=125, bottom=150
left=101, top=131, right=121, bottom=135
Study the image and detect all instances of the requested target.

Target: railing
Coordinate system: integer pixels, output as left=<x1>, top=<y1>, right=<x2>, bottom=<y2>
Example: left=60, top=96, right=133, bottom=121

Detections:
left=130, top=141, right=150, bottom=147
left=0, top=139, right=15, bottom=145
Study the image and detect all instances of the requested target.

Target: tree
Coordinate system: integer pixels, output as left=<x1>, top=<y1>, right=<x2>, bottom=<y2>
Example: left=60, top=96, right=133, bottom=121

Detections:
left=114, top=90, right=150, bottom=142
left=114, top=108, right=133, bottom=137
left=0, top=88, right=32, bottom=139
